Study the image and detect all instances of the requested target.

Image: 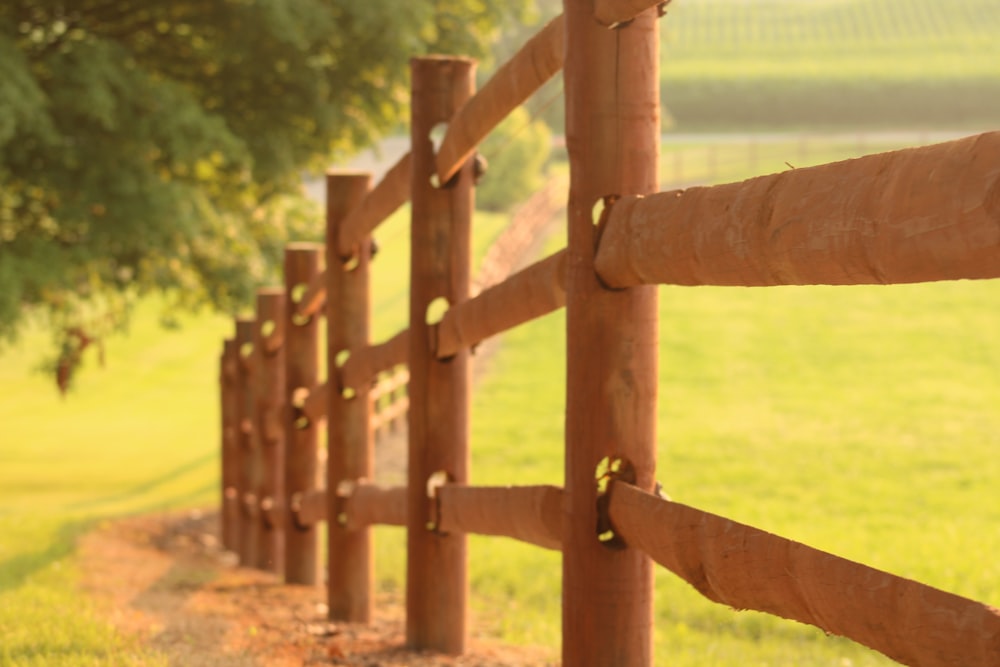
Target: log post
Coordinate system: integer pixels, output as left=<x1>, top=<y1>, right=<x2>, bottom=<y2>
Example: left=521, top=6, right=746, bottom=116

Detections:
left=326, top=171, right=375, bottom=621
left=235, top=317, right=260, bottom=568
left=284, top=244, right=323, bottom=585
left=406, top=56, right=475, bottom=655
left=561, top=2, right=661, bottom=665
left=255, top=288, right=287, bottom=574
left=220, top=338, right=240, bottom=552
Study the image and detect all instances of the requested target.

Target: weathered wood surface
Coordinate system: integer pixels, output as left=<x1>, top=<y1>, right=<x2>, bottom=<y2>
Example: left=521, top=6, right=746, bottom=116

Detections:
left=435, top=15, right=565, bottom=185
left=291, top=488, right=327, bottom=527
left=595, top=132, right=1000, bottom=288
left=407, top=56, right=475, bottom=656
left=607, top=480, right=1000, bottom=667
left=283, top=244, right=323, bottom=585
left=235, top=317, right=260, bottom=569
left=340, top=481, right=408, bottom=531
left=298, top=381, right=327, bottom=426
left=337, top=153, right=412, bottom=259
left=220, top=338, right=240, bottom=552
left=293, top=267, right=327, bottom=320
left=436, top=485, right=563, bottom=551
left=255, top=288, right=286, bottom=575
left=326, top=172, right=375, bottom=622
left=434, top=249, right=567, bottom=358
left=340, top=329, right=410, bottom=393
left=562, top=2, right=661, bottom=665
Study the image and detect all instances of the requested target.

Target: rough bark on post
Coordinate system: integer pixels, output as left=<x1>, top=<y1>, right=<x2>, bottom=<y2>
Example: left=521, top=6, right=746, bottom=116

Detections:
left=561, top=2, right=660, bottom=666
left=326, top=172, right=375, bottom=621
left=255, top=288, right=287, bottom=574
left=406, top=56, right=475, bottom=655
left=220, top=338, right=240, bottom=552
left=284, top=244, right=323, bottom=585
left=235, top=317, right=260, bottom=568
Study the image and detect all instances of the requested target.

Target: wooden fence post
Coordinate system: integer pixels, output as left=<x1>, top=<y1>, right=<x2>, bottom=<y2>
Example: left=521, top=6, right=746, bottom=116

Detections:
left=255, top=288, right=286, bottom=574
left=562, top=2, right=661, bottom=666
left=325, top=172, right=375, bottom=620
left=235, top=317, right=260, bottom=568
left=220, top=338, right=240, bottom=552
left=284, top=244, right=323, bottom=585
left=407, top=55, right=475, bottom=655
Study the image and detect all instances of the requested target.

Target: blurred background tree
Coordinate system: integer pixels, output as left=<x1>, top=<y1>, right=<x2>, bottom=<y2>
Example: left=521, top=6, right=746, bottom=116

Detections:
left=0, top=0, right=529, bottom=362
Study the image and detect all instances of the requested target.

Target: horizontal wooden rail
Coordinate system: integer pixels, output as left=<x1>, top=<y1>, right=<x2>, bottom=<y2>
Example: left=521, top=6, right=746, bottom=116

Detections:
left=436, top=484, right=563, bottom=551
left=606, top=480, right=1000, bottom=667
left=372, top=396, right=409, bottom=432
left=294, top=268, right=327, bottom=320
left=336, top=154, right=413, bottom=259
left=291, top=488, right=327, bottom=526
left=594, top=0, right=664, bottom=27
left=338, top=480, right=408, bottom=531
left=435, top=15, right=565, bottom=185
left=434, top=249, right=568, bottom=358
left=371, top=368, right=410, bottom=401
left=595, top=131, right=1000, bottom=288
left=295, top=383, right=327, bottom=426
left=340, top=329, right=410, bottom=392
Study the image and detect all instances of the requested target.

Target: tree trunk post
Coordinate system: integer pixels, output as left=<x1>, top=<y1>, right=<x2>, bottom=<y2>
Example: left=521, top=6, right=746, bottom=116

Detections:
left=235, top=317, right=260, bottom=568
left=284, top=244, right=323, bottom=585
left=326, top=172, right=375, bottom=620
left=255, top=288, right=287, bottom=574
left=220, top=337, right=240, bottom=553
left=406, top=55, right=475, bottom=655
left=561, top=3, right=661, bottom=666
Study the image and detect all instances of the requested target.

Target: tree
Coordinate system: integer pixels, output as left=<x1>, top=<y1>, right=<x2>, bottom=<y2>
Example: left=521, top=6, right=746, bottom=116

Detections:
left=0, top=0, right=529, bottom=379
left=476, top=106, right=552, bottom=213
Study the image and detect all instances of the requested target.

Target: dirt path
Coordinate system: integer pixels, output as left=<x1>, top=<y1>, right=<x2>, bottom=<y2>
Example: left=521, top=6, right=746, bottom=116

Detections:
left=80, top=510, right=556, bottom=666
left=77, top=185, right=567, bottom=665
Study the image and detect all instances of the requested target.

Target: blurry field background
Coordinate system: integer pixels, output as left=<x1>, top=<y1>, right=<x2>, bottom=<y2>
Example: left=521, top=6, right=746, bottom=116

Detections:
left=2, top=0, right=999, bottom=664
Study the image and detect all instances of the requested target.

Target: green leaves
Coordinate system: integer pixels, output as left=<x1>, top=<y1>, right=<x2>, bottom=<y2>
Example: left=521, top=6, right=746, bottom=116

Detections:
left=0, top=0, right=525, bottom=354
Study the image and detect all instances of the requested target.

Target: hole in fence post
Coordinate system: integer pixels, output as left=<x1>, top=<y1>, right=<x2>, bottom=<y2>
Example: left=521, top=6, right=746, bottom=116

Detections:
left=424, top=297, right=451, bottom=326
left=240, top=342, right=254, bottom=359
left=342, top=253, right=360, bottom=272
left=425, top=470, right=450, bottom=532
left=260, top=319, right=276, bottom=338
left=594, top=455, right=634, bottom=551
left=290, top=283, right=308, bottom=304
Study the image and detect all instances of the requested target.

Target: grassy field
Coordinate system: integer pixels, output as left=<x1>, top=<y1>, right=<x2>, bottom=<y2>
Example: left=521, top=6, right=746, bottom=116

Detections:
left=0, top=204, right=509, bottom=666
left=657, top=0, right=1000, bottom=129
left=3, top=136, right=999, bottom=665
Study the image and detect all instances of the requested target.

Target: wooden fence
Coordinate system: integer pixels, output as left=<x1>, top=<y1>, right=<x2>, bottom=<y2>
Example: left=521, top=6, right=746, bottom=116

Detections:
left=218, top=2, right=1000, bottom=665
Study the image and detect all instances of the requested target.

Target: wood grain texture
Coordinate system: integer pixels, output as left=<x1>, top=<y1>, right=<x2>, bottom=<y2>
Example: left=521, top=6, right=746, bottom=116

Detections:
left=283, top=244, right=323, bottom=585
left=406, top=56, right=475, bottom=656
left=607, top=480, right=1000, bottom=667
left=326, top=172, right=375, bottom=622
left=562, top=2, right=661, bottom=665
left=596, top=132, right=1000, bottom=288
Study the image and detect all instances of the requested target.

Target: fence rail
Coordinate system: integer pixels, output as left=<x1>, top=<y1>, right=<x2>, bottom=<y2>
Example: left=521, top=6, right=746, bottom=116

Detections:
left=218, top=2, right=1000, bottom=665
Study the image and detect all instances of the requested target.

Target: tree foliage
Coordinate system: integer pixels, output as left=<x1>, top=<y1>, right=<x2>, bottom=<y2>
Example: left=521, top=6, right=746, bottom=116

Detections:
left=0, top=0, right=528, bottom=357
left=476, top=107, right=551, bottom=213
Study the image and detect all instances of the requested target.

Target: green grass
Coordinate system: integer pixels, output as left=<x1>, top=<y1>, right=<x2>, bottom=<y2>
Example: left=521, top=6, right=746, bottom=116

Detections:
left=0, top=202, right=509, bottom=666
left=659, top=0, right=1000, bottom=129
left=3, top=144, right=999, bottom=664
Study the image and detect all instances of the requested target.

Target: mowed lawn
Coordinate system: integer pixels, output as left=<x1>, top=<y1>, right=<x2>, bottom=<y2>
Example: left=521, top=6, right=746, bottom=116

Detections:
left=3, top=141, right=1000, bottom=666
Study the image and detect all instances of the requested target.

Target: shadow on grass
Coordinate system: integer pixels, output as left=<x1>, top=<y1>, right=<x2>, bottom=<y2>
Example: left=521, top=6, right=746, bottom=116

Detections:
left=72, top=451, right=217, bottom=513
left=0, top=518, right=92, bottom=594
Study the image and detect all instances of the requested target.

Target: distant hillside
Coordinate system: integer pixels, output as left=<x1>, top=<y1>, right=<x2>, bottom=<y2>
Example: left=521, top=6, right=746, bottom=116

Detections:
left=660, top=0, right=1000, bottom=129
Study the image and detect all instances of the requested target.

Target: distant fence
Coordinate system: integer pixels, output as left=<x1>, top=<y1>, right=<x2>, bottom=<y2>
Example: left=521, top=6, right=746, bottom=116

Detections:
left=217, top=2, right=1000, bottom=665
